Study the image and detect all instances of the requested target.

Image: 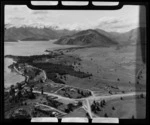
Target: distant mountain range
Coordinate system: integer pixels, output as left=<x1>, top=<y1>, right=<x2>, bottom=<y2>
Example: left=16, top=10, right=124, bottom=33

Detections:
left=5, top=25, right=146, bottom=46
left=4, top=26, right=77, bottom=42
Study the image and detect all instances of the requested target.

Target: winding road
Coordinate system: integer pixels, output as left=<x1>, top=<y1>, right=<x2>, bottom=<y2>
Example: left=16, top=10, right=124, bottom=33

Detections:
left=33, top=89, right=146, bottom=118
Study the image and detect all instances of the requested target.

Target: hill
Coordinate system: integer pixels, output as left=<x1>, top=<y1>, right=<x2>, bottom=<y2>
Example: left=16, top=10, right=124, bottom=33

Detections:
left=54, top=29, right=118, bottom=46
left=104, top=27, right=146, bottom=45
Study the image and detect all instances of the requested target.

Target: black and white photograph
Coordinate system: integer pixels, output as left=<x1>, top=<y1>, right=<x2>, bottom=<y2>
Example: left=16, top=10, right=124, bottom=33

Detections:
left=4, top=2, right=146, bottom=121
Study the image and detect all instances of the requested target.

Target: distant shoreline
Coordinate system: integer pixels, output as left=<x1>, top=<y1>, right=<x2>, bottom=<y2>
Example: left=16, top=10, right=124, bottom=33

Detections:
left=5, top=40, right=18, bottom=42
left=4, top=39, right=58, bottom=42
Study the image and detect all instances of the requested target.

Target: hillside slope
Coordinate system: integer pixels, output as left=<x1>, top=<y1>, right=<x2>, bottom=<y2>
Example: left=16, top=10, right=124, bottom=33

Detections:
left=106, top=27, right=146, bottom=45
left=55, top=29, right=118, bottom=46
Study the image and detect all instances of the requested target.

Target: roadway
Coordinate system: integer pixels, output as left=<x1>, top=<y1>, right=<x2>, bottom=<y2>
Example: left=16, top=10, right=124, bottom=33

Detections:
left=33, top=89, right=146, bottom=118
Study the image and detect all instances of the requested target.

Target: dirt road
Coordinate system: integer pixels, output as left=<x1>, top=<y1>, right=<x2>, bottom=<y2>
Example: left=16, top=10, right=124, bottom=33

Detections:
left=33, top=89, right=146, bottom=118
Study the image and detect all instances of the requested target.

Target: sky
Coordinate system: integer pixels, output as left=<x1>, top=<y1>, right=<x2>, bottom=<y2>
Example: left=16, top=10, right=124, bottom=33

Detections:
left=5, top=4, right=145, bottom=33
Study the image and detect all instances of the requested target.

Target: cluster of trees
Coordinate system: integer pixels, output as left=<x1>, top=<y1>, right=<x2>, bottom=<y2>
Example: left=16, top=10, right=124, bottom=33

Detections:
left=112, top=106, right=115, bottom=110
left=60, top=87, right=91, bottom=99
left=132, top=115, right=135, bottom=119
left=9, top=85, right=16, bottom=103
left=77, top=89, right=92, bottom=98
left=91, top=100, right=106, bottom=113
left=137, top=73, right=143, bottom=80
left=47, top=73, right=65, bottom=84
left=46, top=95, right=82, bottom=113
left=9, top=83, right=35, bottom=103
left=33, top=106, right=55, bottom=117
left=14, top=57, right=90, bottom=84
left=65, top=101, right=82, bottom=113
left=8, top=54, right=55, bottom=64
left=137, top=93, right=145, bottom=99
left=46, top=96, right=62, bottom=108
left=104, top=113, right=108, bottom=117
left=140, top=93, right=144, bottom=98
left=109, top=90, right=112, bottom=94
left=7, top=53, right=91, bottom=85
left=60, top=75, right=67, bottom=81
left=9, top=108, right=31, bottom=119
left=65, top=103, right=74, bottom=113
left=31, top=62, right=91, bottom=79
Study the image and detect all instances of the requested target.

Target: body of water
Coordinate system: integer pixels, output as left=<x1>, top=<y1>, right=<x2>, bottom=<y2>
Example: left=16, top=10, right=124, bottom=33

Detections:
left=4, top=58, right=25, bottom=88
left=4, top=40, right=77, bottom=56
left=4, top=40, right=77, bottom=88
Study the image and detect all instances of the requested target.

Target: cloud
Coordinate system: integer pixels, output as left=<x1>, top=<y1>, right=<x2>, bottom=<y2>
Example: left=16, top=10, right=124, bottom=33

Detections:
left=93, top=17, right=139, bottom=32
left=36, top=17, right=45, bottom=21
left=9, top=17, right=25, bottom=21
left=98, top=17, right=122, bottom=24
left=32, top=10, right=49, bottom=15
left=5, top=5, right=140, bottom=32
left=6, top=17, right=26, bottom=26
